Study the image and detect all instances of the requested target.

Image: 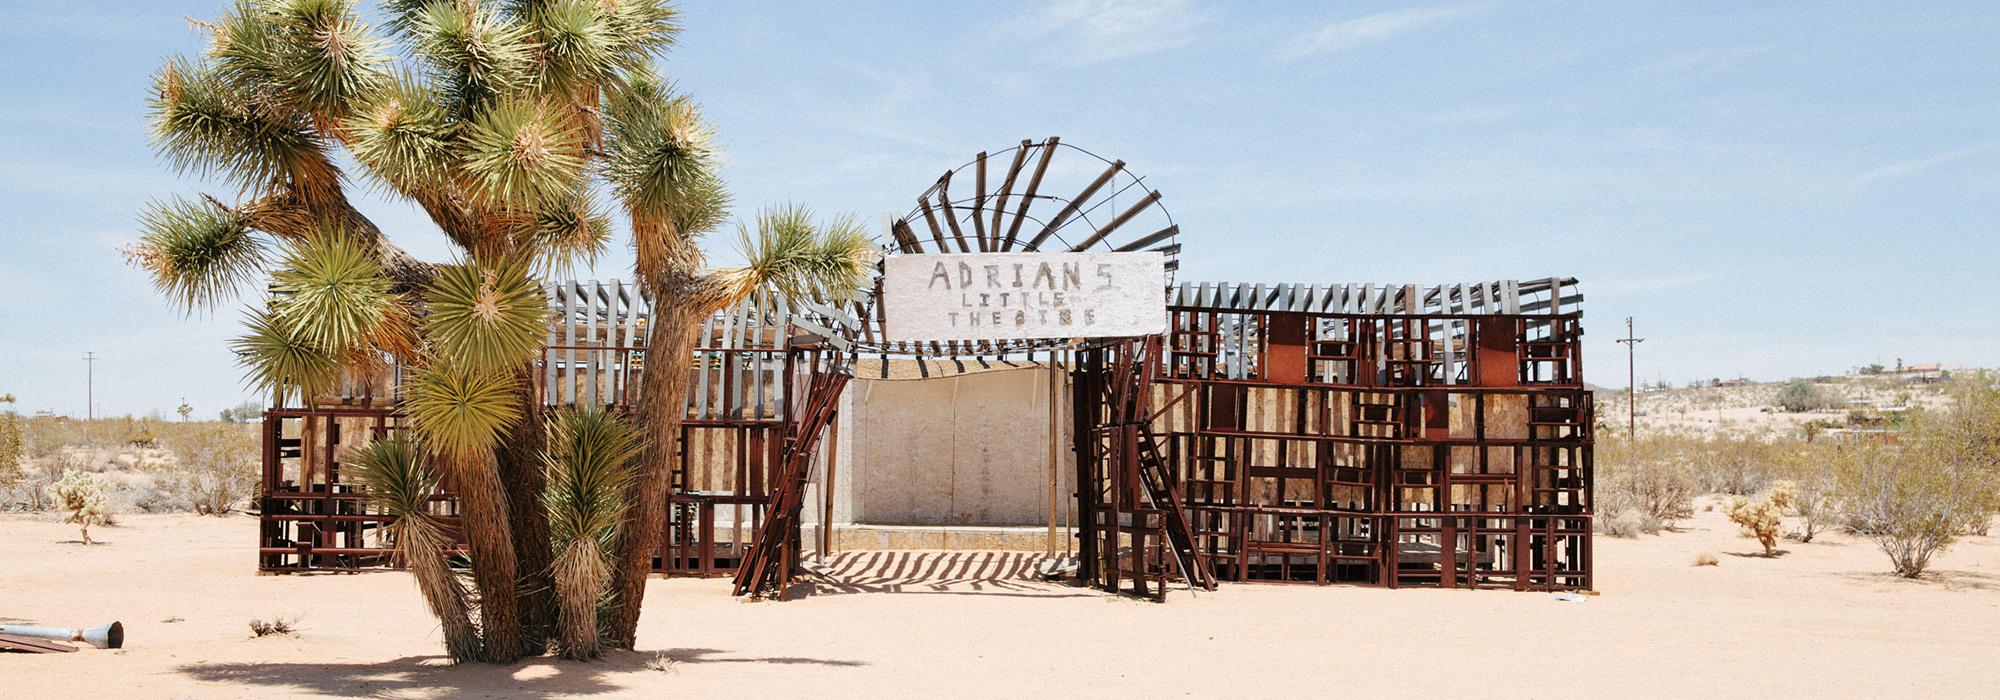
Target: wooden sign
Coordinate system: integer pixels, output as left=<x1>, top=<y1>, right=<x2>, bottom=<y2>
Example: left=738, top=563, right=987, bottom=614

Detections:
left=882, top=251, right=1166, bottom=342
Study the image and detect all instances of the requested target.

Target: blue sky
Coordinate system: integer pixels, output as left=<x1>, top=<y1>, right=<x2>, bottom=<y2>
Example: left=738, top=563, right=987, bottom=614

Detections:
left=1, top=1, right=1996, bottom=417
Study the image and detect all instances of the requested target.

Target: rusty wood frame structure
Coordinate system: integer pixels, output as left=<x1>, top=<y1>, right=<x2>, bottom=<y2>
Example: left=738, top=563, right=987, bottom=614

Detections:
left=1073, top=280, right=1592, bottom=594
left=256, top=282, right=856, bottom=581
left=254, top=136, right=1593, bottom=602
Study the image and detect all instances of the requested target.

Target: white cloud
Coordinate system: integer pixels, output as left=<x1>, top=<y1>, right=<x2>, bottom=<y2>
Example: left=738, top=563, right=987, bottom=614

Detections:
left=1275, top=3, right=1484, bottom=61
left=1014, top=0, right=1214, bottom=64
left=1852, top=144, right=2000, bottom=188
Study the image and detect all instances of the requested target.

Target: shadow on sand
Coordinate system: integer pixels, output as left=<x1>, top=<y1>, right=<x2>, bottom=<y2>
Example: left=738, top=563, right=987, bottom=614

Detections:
left=178, top=647, right=866, bottom=698
left=1830, top=569, right=2000, bottom=592
left=791, top=551, right=1095, bottom=599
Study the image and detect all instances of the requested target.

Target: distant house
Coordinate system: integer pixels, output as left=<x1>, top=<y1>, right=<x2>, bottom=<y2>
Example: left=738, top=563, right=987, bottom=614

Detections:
left=1886, top=362, right=1957, bottom=383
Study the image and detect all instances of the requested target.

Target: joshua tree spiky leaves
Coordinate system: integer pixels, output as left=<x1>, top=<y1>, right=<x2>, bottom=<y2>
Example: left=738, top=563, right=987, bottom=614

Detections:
left=541, top=408, right=642, bottom=659
left=600, top=198, right=875, bottom=645
left=130, top=0, right=675, bottom=662
left=131, top=1, right=875, bottom=657
left=348, top=438, right=480, bottom=662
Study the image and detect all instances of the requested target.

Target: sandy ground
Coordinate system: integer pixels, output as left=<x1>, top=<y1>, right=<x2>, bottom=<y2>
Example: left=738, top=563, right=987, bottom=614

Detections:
left=4, top=506, right=1999, bottom=699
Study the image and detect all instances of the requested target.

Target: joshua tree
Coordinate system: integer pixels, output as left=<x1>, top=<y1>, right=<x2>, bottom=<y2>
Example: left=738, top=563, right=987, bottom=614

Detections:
left=605, top=203, right=871, bottom=645
left=131, top=1, right=872, bottom=659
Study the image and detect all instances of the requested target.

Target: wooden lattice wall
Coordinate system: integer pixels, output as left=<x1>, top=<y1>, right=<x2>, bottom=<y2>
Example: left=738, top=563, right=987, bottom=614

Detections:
left=1074, top=279, right=1592, bottom=596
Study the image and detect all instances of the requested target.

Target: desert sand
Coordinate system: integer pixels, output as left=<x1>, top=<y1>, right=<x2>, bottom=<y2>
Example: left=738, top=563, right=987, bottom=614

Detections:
left=4, top=504, right=1998, bottom=699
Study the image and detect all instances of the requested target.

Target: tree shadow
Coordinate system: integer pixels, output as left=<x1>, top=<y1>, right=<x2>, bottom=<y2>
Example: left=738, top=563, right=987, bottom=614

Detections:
left=793, top=551, right=1098, bottom=599
left=1830, top=569, right=2000, bottom=592
left=54, top=539, right=108, bottom=546
left=178, top=647, right=866, bottom=698
left=1728, top=548, right=1792, bottom=560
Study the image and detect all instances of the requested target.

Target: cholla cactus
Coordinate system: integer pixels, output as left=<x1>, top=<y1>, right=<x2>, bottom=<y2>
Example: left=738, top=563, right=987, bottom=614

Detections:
left=52, top=470, right=111, bottom=545
left=1726, top=494, right=1783, bottom=556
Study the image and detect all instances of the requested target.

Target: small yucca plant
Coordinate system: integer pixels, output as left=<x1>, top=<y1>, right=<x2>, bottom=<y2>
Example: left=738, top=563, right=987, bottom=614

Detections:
left=348, top=438, right=479, bottom=662
left=541, top=408, right=643, bottom=660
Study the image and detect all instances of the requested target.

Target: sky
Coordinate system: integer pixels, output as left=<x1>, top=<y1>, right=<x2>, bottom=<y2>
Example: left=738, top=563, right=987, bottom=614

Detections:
left=1, top=1, right=1997, bottom=418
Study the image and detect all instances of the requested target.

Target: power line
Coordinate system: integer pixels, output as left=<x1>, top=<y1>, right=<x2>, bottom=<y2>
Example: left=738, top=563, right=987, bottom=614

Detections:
left=1615, top=318, right=1644, bottom=436
left=81, top=351, right=97, bottom=420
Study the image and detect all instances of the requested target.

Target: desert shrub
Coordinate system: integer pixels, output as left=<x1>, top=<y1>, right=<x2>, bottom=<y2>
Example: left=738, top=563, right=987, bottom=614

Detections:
left=1772, top=447, right=1840, bottom=542
left=20, top=417, right=76, bottom=459
left=1692, top=552, right=1719, bottom=567
left=125, top=419, right=159, bottom=447
left=1801, top=419, right=1841, bottom=442
left=248, top=617, right=299, bottom=638
left=1693, top=434, right=1781, bottom=495
left=52, top=469, right=112, bottom=544
left=4, top=455, right=78, bottom=511
left=0, top=410, right=21, bottom=486
left=160, top=423, right=259, bottom=515
left=1835, top=420, right=1997, bottom=578
left=1774, top=379, right=1845, bottom=413
left=1597, top=509, right=1662, bottom=538
left=1726, top=493, right=1783, bottom=556
left=1597, top=431, right=1700, bottom=533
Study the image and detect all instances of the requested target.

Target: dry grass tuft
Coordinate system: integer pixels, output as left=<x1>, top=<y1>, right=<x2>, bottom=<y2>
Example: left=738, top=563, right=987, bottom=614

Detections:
left=1692, top=552, right=1719, bottom=567
left=248, top=616, right=299, bottom=638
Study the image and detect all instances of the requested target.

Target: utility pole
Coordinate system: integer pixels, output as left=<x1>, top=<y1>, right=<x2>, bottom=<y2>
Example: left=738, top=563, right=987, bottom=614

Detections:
left=81, top=351, right=97, bottom=420
left=1616, top=318, right=1644, bottom=436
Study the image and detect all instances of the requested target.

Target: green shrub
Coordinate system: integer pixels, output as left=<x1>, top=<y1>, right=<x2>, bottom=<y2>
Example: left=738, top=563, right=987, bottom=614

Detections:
left=1774, top=379, right=1844, bottom=413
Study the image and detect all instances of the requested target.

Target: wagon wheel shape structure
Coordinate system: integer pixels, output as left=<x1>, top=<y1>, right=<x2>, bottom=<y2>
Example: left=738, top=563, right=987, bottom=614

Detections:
left=850, top=137, right=1180, bottom=357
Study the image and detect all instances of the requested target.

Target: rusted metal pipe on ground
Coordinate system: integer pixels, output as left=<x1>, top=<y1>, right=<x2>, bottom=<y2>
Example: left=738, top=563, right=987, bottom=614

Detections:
left=0, top=622, right=123, bottom=649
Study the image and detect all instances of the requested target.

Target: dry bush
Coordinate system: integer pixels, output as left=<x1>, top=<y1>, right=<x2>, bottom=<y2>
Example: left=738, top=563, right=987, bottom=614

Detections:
left=1597, top=509, right=1663, bottom=538
left=1835, top=418, right=1998, bottom=578
left=1692, top=552, right=1719, bottom=567
left=1596, top=431, right=1701, bottom=534
left=0, top=410, right=22, bottom=486
left=3, top=454, right=79, bottom=511
left=1772, top=447, right=1840, bottom=542
left=248, top=617, right=299, bottom=638
left=159, top=423, right=259, bottom=515
left=1726, top=494, right=1784, bottom=556
left=1693, top=434, right=1783, bottom=495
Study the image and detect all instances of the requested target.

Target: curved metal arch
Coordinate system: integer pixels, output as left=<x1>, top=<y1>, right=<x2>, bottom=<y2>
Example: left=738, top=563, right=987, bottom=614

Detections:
left=851, top=137, right=1180, bottom=358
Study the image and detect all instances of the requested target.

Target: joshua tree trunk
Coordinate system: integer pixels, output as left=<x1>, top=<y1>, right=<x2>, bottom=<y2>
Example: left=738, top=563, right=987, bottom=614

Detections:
left=497, top=375, right=555, bottom=655
left=444, top=448, right=522, bottom=663
left=553, top=539, right=612, bottom=659
left=401, top=522, right=480, bottom=662
left=606, top=294, right=701, bottom=647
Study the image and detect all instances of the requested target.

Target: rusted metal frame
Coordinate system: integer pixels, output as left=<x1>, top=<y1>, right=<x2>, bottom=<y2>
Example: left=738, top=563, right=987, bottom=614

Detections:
left=1025, top=159, right=1123, bottom=251
left=1001, top=136, right=1059, bottom=250
left=988, top=141, right=1032, bottom=245
left=934, top=173, right=972, bottom=253
left=971, top=151, right=989, bottom=251
left=890, top=219, right=923, bottom=254
left=916, top=194, right=953, bottom=254
left=1071, top=347, right=1104, bottom=586
left=731, top=367, right=849, bottom=597
left=1115, top=224, right=1180, bottom=252
left=1067, top=190, right=1162, bottom=253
